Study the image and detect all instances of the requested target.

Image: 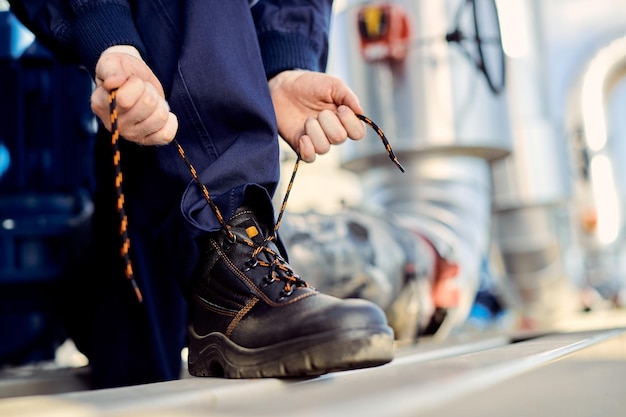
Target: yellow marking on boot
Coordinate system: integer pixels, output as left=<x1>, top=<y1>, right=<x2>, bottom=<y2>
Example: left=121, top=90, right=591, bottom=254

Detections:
left=246, top=226, right=259, bottom=239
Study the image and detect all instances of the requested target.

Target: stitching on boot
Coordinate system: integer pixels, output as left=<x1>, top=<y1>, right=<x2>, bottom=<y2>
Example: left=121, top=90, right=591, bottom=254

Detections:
left=226, top=297, right=259, bottom=337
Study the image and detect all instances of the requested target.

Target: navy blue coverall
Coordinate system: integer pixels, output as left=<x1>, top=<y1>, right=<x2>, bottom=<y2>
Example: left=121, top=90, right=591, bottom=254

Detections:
left=8, top=0, right=334, bottom=388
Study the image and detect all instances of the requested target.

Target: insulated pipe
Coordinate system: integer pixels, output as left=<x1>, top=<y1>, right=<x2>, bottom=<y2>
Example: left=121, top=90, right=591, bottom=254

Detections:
left=567, top=34, right=626, bottom=301
left=489, top=0, right=578, bottom=328
left=330, top=0, right=511, bottom=337
left=361, top=155, right=494, bottom=338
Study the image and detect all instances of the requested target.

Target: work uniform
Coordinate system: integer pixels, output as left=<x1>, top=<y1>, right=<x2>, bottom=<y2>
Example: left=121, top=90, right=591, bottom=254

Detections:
left=8, top=0, right=334, bottom=388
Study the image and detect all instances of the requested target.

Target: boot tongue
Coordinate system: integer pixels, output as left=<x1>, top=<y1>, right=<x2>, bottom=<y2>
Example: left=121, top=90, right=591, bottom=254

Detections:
left=229, top=207, right=272, bottom=246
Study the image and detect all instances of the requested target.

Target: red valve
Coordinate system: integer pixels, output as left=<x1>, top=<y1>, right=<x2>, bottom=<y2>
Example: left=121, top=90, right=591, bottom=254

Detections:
left=357, top=3, right=412, bottom=63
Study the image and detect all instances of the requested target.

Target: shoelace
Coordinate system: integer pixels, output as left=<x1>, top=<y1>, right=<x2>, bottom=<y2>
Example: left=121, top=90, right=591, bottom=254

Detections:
left=110, top=90, right=404, bottom=302
left=109, top=89, right=143, bottom=302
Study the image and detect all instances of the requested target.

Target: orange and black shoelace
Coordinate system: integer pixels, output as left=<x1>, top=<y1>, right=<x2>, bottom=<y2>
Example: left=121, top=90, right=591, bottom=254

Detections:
left=109, top=89, right=143, bottom=302
left=109, top=89, right=404, bottom=302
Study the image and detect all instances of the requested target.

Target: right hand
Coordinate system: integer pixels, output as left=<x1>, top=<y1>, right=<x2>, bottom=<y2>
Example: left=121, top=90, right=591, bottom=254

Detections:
left=90, top=45, right=178, bottom=146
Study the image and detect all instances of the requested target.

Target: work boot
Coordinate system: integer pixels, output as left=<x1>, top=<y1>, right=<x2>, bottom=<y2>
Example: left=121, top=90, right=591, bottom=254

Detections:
left=187, top=206, right=395, bottom=378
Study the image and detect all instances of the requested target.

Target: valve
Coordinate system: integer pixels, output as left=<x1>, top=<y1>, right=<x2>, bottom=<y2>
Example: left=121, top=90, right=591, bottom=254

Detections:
left=357, top=3, right=411, bottom=63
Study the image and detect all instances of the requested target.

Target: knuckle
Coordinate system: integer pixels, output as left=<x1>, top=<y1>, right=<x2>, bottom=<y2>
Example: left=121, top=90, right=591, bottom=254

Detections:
left=157, top=106, right=170, bottom=123
left=329, top=129, right=347, bottom=144
left=304, top=116, right=318, bottom=129
left=141, top=91, right=158, bottom=110
left=115, top=94, right=134, bottom=111
left=159, top=130, right=175, bottom=145
left=116, top=79, right=143, bottom=110
left=316, top=142, right=331, bottom=155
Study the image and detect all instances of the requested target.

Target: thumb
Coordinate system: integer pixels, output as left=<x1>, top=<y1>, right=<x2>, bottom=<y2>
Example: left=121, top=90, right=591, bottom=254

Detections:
left=96, top=56, right=128, bottom=90
left=95, top=46, right=149, bottom=92
left=330, top=79, right=364, bottom=115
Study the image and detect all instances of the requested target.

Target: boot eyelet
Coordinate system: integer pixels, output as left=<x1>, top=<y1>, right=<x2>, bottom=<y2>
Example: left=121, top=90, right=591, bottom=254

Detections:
left=221, top=232, right=236, bottom=250
left=279, top=286, right=294, bottom=299
left=242, top=259, right=258, bottom=272
left=261, top=275, right=276, bottom=288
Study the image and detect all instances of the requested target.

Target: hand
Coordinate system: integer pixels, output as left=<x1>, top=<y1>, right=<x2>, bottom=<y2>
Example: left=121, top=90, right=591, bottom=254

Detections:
left=90, top=45, right=178, bottom=146
left=268, top=70, right=366, bottom=162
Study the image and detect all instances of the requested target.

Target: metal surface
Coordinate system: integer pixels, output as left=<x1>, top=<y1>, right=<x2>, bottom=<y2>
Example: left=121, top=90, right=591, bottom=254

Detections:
left=420, top=328, right=626, bottom=417
left=1, top=326, right=625, bottom=417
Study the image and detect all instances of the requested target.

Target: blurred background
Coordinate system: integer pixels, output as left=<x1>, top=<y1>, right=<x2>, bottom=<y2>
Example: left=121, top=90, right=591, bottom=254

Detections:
left=1, top=0, right=626, bottom=391
left=279, top=0, right=626, bottom=341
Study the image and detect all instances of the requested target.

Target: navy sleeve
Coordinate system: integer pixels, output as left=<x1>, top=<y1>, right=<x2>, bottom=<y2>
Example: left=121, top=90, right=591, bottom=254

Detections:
left=251, top=0, right=333, bottom=79
left=8, top=0, right=145, bottom=76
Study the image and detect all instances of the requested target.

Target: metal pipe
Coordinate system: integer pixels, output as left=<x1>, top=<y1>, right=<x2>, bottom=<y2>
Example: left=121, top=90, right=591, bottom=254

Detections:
left=567, top=34, right=626, bottom=302
left=489, top=0, right=578, bottom=328
left=331, top=0, right=511, bottom=337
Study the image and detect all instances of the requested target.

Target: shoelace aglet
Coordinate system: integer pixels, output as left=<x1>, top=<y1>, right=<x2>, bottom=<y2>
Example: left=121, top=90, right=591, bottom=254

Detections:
left=391, top=156, right=405, bottom=173
left=356, top=114, right=405, bottom=173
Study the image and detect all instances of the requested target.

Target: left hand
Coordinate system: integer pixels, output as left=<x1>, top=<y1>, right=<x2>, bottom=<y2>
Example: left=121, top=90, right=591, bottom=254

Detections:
left=268, top=70, right=366, bottom=162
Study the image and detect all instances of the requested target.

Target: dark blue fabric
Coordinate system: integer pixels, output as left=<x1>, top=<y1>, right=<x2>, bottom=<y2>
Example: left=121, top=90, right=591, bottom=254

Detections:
left=87, top=1, right=282, bottom=389
left=9, top=0, right=332, bottom=389
left=7, top=0, right=334, bottom=78
left=252, top=0, right=333, bottom=77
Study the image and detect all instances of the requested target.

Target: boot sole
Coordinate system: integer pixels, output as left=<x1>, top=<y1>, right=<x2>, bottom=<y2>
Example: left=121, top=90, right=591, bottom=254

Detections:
left=188, top=326, right=394, bottom=378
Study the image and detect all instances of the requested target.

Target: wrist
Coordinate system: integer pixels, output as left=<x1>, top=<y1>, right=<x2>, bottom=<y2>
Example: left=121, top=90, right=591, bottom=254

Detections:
left=268, top=69, right=306, bottom=92
left=101, top=45, right=142, bottom=60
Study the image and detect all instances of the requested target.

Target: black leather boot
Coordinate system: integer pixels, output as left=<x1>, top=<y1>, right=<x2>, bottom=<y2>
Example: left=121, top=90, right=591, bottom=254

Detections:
left=187, top=206, right=395, bottom=378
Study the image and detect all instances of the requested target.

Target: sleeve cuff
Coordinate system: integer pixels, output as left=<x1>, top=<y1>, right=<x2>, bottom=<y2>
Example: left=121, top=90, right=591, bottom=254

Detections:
left=70, top=2, right=146, bottom=75
left=256, top=31, right=323, bottom=79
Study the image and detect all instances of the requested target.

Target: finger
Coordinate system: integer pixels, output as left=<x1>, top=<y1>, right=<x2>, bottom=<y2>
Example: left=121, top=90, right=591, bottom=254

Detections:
left=318, top=109, right=348, bottom=145
left=90, top=86, right=113, bottom=130
left=297, top=135, right=317, bottom=163
left=304, top=117, right=331, bottom=156
left=142, top=112, right=179, bottom=146
left=328, top=78, right=365, bottom=115
left=336, top=105, right=366, bottom=141
left=117, top=81, right=163, bottom=126
left=90, top=77, right=151, bottom=132
left=120, top=100, right=172, bottom=144
left=113, top=76, right=147, bottom=112
left=95, top=53, right=130, bottom=90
